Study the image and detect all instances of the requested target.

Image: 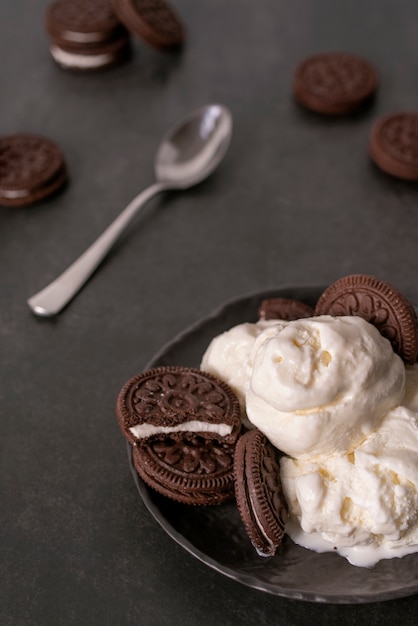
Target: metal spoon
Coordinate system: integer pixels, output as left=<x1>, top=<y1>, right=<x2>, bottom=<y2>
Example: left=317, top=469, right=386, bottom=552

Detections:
left=27, top=103, right=233, bottom=317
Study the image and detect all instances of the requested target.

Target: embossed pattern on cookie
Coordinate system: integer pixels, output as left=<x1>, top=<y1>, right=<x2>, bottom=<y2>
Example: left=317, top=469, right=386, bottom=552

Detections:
left=46, top=0, right=125, bottom=42
left=315, top=274, right=418, bottom=364
left=133, top=434, right=236, bottom=505
left=370, top=112, right=418, bottom=180
left=0, top=134, right=67, bottom=207
left=293, top=52, right=378, bottom=115
left=116, top=366, right=242, bottom=446
left=112, top=0, right=185, bottom=50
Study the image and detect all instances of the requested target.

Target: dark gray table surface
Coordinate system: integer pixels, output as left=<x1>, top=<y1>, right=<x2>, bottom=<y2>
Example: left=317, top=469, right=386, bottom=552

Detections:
left=2, top=1, right=418, bottom=624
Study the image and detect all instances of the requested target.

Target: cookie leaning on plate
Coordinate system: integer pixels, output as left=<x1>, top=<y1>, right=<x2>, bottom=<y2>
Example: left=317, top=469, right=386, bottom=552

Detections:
left=315, top=274, right=418, bottom=364
left=234, top=429, right=288, bottom=557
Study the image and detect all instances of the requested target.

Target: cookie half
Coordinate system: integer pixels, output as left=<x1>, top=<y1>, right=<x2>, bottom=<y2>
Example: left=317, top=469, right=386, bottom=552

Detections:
left=293, top=52, right=378, bottom=115
left=234, top=429, right=288, bottom=557
left=258, top=297, right=314, bottom=321
left=133, top=434, right=235, bottom=505
left=116, top=366, right=242, bottom=446
left=46, top=0, right=126, bottom=43
left=112, top=0, right=185, bottom=50
left=315, top=274, right=418, bottom=364
left=369, top=112, right=418, bottom=181
left=0, top=134, right=67, bottom=207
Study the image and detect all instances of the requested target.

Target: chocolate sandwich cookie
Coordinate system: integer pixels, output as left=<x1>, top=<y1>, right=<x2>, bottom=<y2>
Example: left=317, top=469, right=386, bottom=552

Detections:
left=46, top=0, right=126, bottom=44
left=234, top=429, right=288, bottom=557
left=112, top=0, right=185, bottom=50
left=0, top=134, right=67, bottom=207
left=258, top=297, right=314, bottom=321
left=45, top=0, right=131, bottom=71
left=293, top=52, right=378, bottom=115
left=133, top=434, right=236, bottom=505
left=116, top=366, right=242, bottom=447
left=48, top=34, right=131, bottom=71
left=315, top=274, right=418, bottom=364
left=369, top=112, right=418, bottom=181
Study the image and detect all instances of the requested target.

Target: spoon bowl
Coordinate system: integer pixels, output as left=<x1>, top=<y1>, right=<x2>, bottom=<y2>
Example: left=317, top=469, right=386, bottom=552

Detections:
left=155, top=104, right=232, bottom=188
left=27, top=104, right=233, bottom=317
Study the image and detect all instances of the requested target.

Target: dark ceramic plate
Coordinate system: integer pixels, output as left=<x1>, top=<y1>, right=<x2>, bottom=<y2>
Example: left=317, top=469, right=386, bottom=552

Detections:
left=128, top=286, right=418, bottom=603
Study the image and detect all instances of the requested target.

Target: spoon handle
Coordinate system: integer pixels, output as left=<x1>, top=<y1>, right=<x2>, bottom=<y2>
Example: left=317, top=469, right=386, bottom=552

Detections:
left=27, top=182, right=166, bottom=317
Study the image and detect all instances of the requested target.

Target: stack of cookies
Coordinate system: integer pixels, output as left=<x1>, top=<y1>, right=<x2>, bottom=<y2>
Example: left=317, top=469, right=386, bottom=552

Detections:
left=116, top=366, right=242, bottom=505
left=45, top=0, right=132, bottom=71
left=45, top=0, right=185, bottom=72
left=116, top=365, right=290, bottom=556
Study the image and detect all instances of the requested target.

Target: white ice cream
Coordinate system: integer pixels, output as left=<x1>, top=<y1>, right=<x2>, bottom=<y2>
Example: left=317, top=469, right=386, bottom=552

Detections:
left=245, top=316, right=405, bottom=459
left=201, top=314, right=418, bottom=567
left=281, top=403, right=418, bottom=566
left=201, top=319, right=286, bottom=412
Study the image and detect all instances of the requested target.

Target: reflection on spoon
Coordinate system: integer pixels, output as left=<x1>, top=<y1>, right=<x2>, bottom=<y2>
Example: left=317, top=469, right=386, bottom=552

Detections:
left=27, top=104, right=233, bottom=317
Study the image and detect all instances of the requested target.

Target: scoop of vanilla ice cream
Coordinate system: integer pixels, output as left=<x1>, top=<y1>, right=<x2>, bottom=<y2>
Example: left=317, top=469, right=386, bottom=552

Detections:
left=200, top=319, right=286, bottom=411
left=245, top=315, right=405, bottom=459
left=281, top=406, right=418, bottom=567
